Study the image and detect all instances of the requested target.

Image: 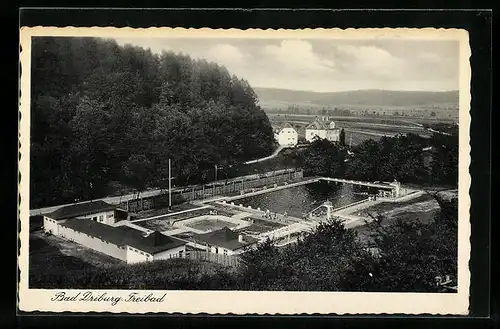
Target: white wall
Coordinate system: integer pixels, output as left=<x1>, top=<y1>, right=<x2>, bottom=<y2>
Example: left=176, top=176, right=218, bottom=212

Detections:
left=209, top=245, right=238, bottom=255
left=75, top=210, right=116, bottom=226
left=153, top=245, right=187, bottom=261
left=126, top=246, right=151, bottom=264
left=126, top=245, right=187, bottom=264
left=305, top=129, right=327, bottom=142
left=57, top=225, right=127, bottom=261
left=43, top=216, right=60, bottom=235
left=278, top=128, right=297, bottom=146
left=326, top=129, right=340, bottom=142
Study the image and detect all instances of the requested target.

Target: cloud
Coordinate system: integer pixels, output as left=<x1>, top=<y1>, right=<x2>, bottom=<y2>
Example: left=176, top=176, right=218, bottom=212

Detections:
left=418, top=52, right=441, bottom=63
left=335, top=45, right=405, bottom=78
left=112, top=37, right=458, bottom=92
left=262, top=40, right=335, bottom=73
left=206, top=44, right=246, bottom=65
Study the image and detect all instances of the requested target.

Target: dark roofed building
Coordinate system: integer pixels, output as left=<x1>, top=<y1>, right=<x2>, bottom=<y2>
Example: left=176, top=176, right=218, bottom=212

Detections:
left=276, top=121, right=295, bottom=132
left=43, top=200, right=126, bottom=227
left=305, top=118, right=340, bottom=142
left=60, top=218, right=186, bottom=255
left=305, top=119, right=330, bottom=130
left=47, top=200, right=117, bottom=221
left=192, top=227, right=258, bottom=255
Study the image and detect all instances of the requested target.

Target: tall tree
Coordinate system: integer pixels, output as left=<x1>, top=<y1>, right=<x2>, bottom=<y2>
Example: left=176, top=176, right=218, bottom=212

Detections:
left=302, top=139, right=347, bottom=177
left=30, top=37, right=276, bottom=207
left=339, top=128, right=346, bottom=146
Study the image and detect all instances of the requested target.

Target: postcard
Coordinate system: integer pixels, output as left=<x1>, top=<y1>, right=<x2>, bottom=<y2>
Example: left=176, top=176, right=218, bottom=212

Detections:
left=18, top=26, right=471, bottom=314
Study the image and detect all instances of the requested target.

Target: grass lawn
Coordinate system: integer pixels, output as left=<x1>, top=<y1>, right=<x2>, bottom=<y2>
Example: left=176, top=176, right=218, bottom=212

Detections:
left=132, top=202, right=200, bottom=220
left=236, top=217, right=286, bottom=234
left=136, top=220, right=175, bottom=231
left=358, top=194, right=434, bottom=215
left=350, top=194, right=442, bottom=246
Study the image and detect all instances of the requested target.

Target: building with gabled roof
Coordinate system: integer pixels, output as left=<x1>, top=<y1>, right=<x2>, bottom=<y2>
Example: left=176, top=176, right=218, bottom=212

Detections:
left=190, top=227, right=259, bottom=255
left=305, top=117, right=340, bottom=142
left=53, top=218, right=187, bottom=264
left=273, top=121, right=298, bottom=146
left=46, top=200, right=117, bottom=221
left=42, top=200, right=128, bottom=243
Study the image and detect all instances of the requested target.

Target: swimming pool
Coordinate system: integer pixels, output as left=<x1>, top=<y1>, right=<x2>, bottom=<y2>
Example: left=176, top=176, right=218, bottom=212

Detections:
left=234, top=181, right=368, bottom=219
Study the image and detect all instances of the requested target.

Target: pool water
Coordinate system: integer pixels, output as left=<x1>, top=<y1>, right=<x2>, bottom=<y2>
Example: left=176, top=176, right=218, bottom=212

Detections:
left=235, top=181, right=368, bottom=219
left=186, top=219, right=238, bottom=232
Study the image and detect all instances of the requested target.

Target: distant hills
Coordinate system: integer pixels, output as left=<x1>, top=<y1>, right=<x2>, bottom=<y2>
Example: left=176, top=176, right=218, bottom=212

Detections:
left=253, top=87, right=459, bottom=109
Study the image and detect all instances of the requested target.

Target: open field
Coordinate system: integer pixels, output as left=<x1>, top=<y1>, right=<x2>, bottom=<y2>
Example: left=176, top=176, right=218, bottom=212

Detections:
left=268, top=113, right=458, bottom=126
left=269, top=113, right=454, bottom=146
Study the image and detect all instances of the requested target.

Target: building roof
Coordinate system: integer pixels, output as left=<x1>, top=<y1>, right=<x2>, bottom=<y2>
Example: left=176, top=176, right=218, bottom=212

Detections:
left=192, top=227, right=258, bottom=251
left=305, top=119, right=330, bottom=130
left=46, top=200, right=117, bottom=221
left=59, top=219, right=186, bottom=254
left=275, top=121, right=296, bottom=133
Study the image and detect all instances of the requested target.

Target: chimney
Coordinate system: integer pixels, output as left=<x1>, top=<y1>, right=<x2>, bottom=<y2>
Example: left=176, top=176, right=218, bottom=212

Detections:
left=238, top=234, right=244, bottom=243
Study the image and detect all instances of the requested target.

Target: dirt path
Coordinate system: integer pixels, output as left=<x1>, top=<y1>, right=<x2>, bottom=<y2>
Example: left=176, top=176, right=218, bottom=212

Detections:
left=244, top=145, right=286, bottom=164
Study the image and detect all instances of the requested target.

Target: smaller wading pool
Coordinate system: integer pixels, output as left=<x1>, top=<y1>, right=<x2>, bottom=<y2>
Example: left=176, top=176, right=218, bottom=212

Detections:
left=187, top=219, right=238, bottom=232
left=179, top=215, right=243, bottom=232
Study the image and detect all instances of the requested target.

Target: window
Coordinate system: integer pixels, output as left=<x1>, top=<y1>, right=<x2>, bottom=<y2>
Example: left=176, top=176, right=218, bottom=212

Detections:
left=215, top=247, right=219, bottom=254
left=99, top=215, right=103, bottom=221
left=92, top=217, right=97, bottom=221
left=223, top=249, right=228, bottom=256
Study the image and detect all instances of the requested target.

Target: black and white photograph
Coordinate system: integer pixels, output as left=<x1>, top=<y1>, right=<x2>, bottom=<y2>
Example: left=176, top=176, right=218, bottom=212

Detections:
left=18, top=27, right=471, bottom=314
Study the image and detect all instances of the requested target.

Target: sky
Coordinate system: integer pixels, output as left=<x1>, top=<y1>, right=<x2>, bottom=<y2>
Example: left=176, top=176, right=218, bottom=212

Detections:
left=113, top=37, right=460, bottom=93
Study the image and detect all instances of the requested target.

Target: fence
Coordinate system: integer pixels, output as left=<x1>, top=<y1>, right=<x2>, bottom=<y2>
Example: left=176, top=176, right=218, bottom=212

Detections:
left=168, top=250, right=242, bottom=267
left=121, top=169, right=304, bottom=213
left=187, top=250, right=241, bottom=267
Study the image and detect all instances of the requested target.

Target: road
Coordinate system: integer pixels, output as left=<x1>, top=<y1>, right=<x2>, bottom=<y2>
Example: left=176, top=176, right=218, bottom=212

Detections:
left=244, top=145, right=286, bottom=164
left=30, top=188, right=173, bottom=216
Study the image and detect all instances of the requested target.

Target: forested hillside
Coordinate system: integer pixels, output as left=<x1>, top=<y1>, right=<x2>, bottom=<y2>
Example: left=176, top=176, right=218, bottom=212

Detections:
left=30, top=37, right=275, bottom=208
left=254, top=87, right=459, bottom=108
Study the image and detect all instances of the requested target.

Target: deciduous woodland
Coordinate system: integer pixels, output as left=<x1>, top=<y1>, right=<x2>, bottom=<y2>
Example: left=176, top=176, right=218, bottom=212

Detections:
left=30, top=37, right=275, bottom=208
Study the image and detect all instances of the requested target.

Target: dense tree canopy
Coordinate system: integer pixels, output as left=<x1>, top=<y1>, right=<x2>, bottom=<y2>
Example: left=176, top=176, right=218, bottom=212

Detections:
left=301, top=138, right=347, bottom=178
left=301, top=132, right=458, bottom=187
left=345, top=133, right=429, bottom=183
left=30, top=37, right=275, bottom=208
